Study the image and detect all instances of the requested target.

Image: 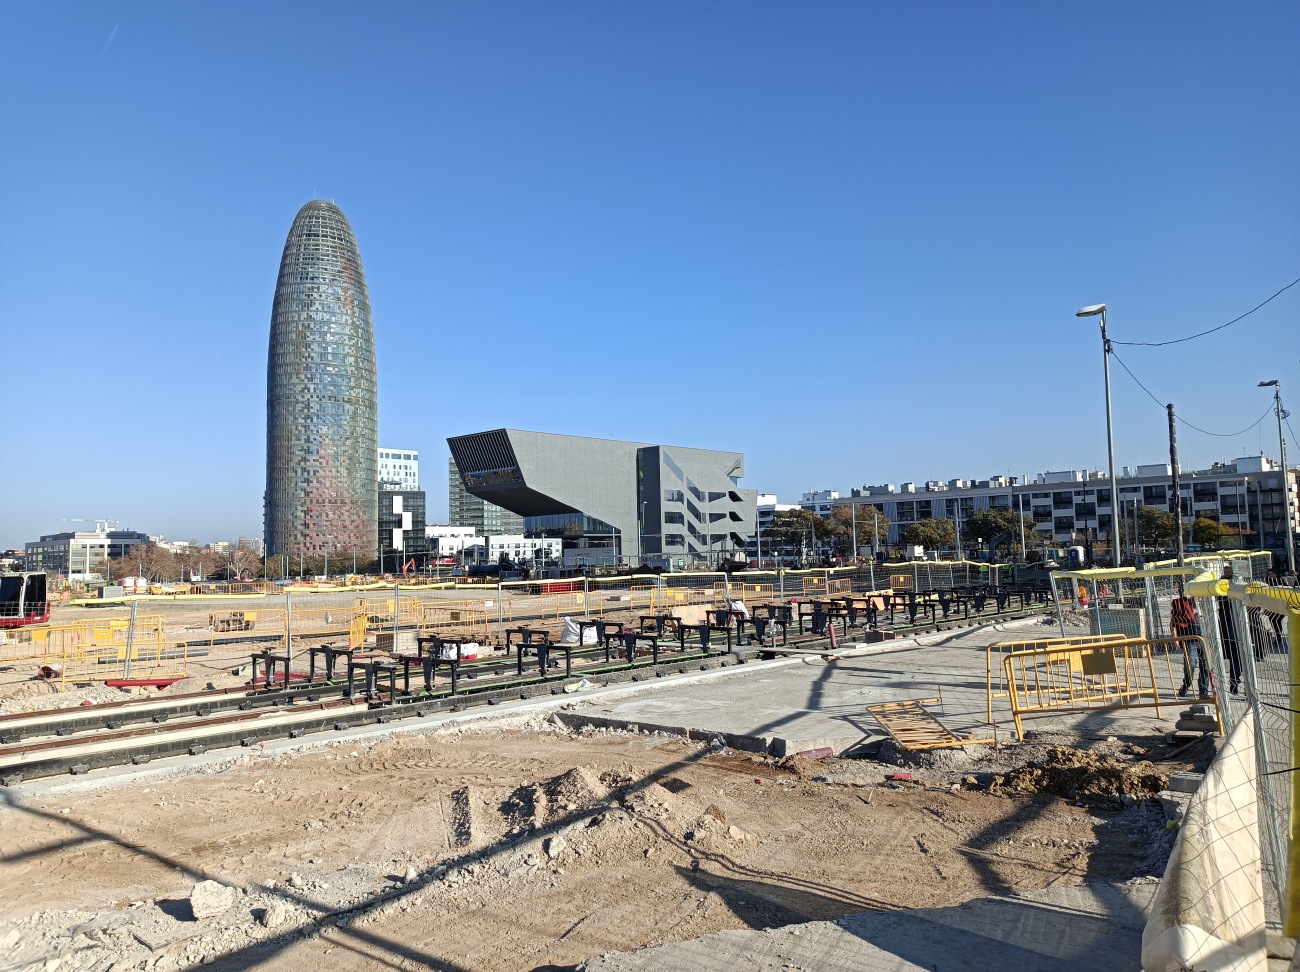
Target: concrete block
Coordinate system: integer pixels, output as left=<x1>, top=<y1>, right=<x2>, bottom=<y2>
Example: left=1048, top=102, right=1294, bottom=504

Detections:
left=1167, top=771, right=1203, bottom=794
left=1158, top=790, right=1190, bottom=821
left=375, top=632, right=417, bottom=653
left=863, top=631, right=898, bottom=643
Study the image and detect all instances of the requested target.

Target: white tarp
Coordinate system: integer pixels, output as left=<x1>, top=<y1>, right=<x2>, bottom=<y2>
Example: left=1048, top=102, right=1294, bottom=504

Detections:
left=1142, top=712, right=1266, bottom=972
left=559, top=617, right=598, bottom=646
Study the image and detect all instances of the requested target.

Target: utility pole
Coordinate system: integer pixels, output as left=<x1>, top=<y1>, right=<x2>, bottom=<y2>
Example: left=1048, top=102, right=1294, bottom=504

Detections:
left=1076, top=304, right=1121, bottom=566
left=1259, top=380, right=1296, bottom=574
left=1168, top=404, right=1185, bottom=569
left=851, top=503, right=857, bottom=566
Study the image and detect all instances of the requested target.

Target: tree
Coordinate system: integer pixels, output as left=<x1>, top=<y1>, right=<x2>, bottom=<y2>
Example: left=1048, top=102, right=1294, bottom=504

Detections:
left=768, top=508, right=828, bottom=545
left=1192, top=516, right=1228, bottom=548
left=223, top=542, right=262, bottom=581
left=109, top=543, right=174, bottom=582
left=1136, top=505, right=1175, bottom=544
left=961, top=508, right=1039, bottom=557
left=903, top=518, right=955, bottom=550
left=828, top=504, right=891, bottom=555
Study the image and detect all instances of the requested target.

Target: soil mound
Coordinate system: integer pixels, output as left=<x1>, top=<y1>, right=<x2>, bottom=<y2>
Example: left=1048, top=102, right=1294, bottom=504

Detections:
left=543, top=767, right=609, bottom=818
left=774, top=754, right=824, bottom=780
left=988, top=746, right=1167, bottom=801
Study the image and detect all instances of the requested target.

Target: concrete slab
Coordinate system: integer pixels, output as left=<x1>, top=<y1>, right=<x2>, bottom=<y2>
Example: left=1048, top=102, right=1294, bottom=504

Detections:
left=558, top=616, right=1174, bottom=756
left=573, top=880, right=1158, bottom=972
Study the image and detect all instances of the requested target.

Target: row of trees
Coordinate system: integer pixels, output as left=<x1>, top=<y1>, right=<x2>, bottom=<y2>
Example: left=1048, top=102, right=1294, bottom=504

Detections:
left=764, top=504, right=1244, bottom=560
left=1125, top=506, right=1247, bottom=547
left=765, top=506, right=890, bottom=559
left=109, top=542, right=266, bottom=583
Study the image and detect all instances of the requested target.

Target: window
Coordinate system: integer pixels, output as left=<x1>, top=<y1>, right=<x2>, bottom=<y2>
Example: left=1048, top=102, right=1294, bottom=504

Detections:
left=1053, top=492, right=1074, bottom=509
left=1075, top=502, right=1096, bottom=517
left=916, top=500, right=932, bottom=518
left=664, top=534, right=685, bottom=547
left=687, top=499, right=703, bottom=522
left=688, top=481, right=705, bottom=502
left=1031, top=492, right=1049, bottom=499
left=1194, top=483, right=1218, bottom=503
left=709, top=512, right=727, bottom=523
left=1054, top=517, right=1075, bottom=532
left=895, top=501, right=915, bottom=523
left=664, top=489, right=683, bottom=503
left=708, top=491, right=727, bottom=503
left=1095, top=489, right=1111, bottom=504
left=664, top=512, right=684, bottom=525
left=1144, top=485, right=1167, bottom=504
left=1032, top=506, right=1052, bottom=521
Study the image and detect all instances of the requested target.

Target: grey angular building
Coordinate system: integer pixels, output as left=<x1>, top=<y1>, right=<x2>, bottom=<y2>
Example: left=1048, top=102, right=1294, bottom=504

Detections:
left=264, top=201, right=378, bottom=558
left=446, top=429, right=757, bottom=568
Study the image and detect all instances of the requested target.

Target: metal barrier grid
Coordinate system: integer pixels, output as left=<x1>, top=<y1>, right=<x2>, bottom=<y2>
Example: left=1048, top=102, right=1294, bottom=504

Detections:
left=1000, top=635, right=1215, bottom=740
left=1190, top=582, right=1300, bottom=927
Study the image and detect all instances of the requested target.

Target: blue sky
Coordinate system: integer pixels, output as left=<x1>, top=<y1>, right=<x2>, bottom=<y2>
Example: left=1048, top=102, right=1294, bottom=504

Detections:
left=2, top=2, right=1298, bottom=547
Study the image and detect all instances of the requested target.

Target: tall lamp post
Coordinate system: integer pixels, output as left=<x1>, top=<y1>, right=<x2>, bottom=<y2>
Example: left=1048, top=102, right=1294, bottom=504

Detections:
left=1077, top=303, right=1121, bottom=566
left=1259, top=380, right=1296, bottom=574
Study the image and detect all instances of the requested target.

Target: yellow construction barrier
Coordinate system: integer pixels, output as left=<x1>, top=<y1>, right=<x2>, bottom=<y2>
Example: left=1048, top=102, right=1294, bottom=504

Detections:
left=1, top=616, right=169, bottom=664
left=1001, top=636, right=1218, bottom=739
left=986, top=633, right=1127, bottom=723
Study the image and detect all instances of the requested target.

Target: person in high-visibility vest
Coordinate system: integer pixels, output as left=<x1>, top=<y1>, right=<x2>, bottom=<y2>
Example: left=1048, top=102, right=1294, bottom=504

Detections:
left=1171, top=592, right=1206, bottom=698
left=1078, top=584, right=1089, bottom=608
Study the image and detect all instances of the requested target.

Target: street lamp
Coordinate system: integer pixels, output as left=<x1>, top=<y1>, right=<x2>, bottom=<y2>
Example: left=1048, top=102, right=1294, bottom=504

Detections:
left=1077, top=303, right=1120, bottom=566
left=1259, top=380, right=1296, bottom=574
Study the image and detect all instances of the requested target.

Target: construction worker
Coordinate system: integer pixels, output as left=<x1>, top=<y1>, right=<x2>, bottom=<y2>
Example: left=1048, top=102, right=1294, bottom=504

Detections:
left=1171, top=590, right=1207, bottom=698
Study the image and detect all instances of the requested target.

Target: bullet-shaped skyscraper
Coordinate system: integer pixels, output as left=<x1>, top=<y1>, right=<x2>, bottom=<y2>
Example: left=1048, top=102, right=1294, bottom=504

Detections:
left=264, top=201, right=378, bottom=558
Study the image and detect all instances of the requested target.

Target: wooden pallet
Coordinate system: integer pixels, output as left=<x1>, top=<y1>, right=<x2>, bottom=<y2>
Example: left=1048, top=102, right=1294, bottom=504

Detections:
left=867, top=698, right=994, bottom=751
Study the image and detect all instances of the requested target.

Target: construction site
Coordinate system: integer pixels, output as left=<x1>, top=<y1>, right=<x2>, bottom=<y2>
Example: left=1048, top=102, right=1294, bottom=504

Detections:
left=0, top=553, right=1292, bottom=971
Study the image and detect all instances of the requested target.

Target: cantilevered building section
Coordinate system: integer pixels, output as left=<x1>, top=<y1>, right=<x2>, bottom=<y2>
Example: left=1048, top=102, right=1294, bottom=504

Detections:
left=265, top=200, right=378, bottom=557
left=446, top=429, right=757, bottom=568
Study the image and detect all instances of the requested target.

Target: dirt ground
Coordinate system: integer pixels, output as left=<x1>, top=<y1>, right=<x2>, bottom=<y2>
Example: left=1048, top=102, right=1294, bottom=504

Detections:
left=0, top=715, right=1181, bottom=972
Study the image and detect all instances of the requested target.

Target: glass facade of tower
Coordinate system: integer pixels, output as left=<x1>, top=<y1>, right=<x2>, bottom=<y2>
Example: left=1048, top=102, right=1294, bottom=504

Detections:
left=265, top=201, right=378, bottom=557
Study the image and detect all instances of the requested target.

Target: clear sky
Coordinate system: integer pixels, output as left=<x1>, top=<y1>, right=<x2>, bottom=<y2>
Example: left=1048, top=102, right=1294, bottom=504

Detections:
left=2, top=2, right=1298, bottom=547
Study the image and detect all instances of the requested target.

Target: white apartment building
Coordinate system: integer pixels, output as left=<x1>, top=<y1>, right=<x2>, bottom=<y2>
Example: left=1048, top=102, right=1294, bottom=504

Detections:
left=379, top=447, right=419, bottom=490
left=830, top=455, right=1298, bottom=558
left=425, top=525, right=480, bottom=557
left=800, top=490, right=839, bottom=517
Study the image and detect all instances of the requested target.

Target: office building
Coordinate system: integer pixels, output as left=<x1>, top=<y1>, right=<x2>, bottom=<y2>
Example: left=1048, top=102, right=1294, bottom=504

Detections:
left=425, top=525, right=480, bottom=558
left=25, top=529, right=151, bottom=581
left=446, top=429, right=757, bottom=568
left=264, top=200, right=378, bottom=558
left=379, top=447, right=419, bottom=490
left=830, top=455, right=1298, bottom=557
left=378, top=489, right=427, bottom=569
left=448, top=458, right=524, bottom=536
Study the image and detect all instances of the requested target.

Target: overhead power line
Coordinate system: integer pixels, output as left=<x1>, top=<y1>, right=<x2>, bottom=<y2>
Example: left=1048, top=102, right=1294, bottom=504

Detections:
left=1110, top=349, right=1275, bottom=437
left=1112, top=274, right=1300, bottom=347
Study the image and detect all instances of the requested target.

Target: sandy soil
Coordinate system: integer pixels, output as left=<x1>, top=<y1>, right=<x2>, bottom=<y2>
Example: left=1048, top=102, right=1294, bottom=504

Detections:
left=0, top=718, right=1177, bottom=972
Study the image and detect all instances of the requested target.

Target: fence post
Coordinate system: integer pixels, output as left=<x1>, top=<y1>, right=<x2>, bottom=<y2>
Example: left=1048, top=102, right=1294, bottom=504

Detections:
left=286, top=589, right=293, bottom=671
left=1201, top=596, right=1236, bottom=736
left=497, top=576, right=504, bottom=643
left=392, top=581, right=400, bottom=654
left=778, top=567, right=785, bottom=604
left=123, top=598, right=138, bottom=679
left=1050, top=573, right=1067, bottom=637
left=584, top=574, right=590, bottom=621
left=869, top=561, right=875, bottom=592
left=1143, top=576, right=1161, bottom=639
